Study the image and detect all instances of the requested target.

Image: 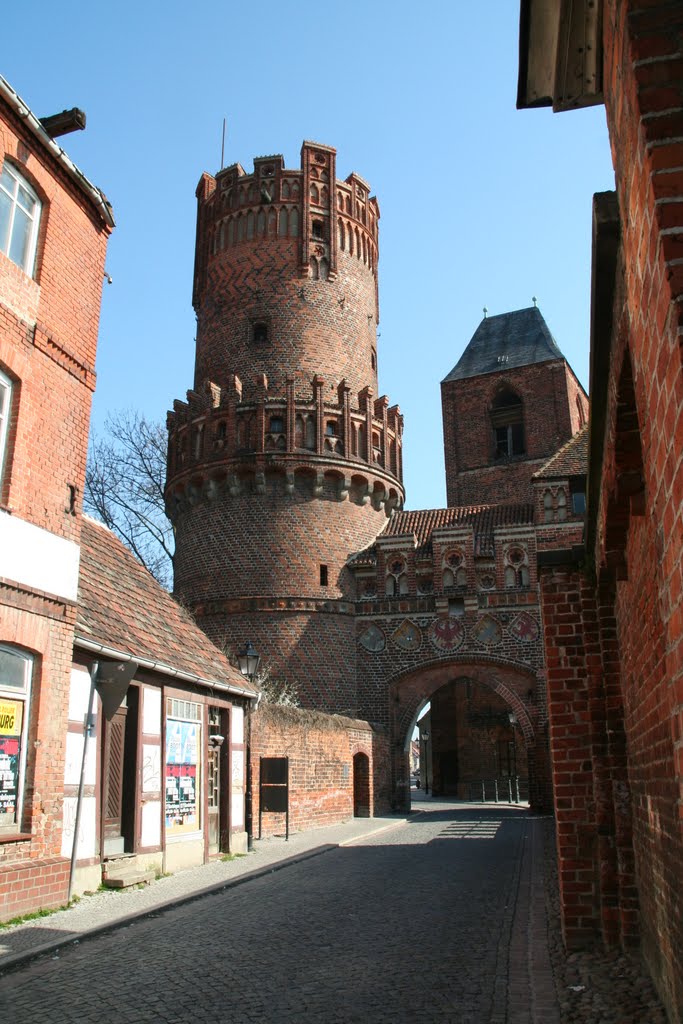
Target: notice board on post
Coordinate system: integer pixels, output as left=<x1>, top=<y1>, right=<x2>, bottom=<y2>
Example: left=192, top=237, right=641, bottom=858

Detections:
left=259, top=756, right=289, bottom=839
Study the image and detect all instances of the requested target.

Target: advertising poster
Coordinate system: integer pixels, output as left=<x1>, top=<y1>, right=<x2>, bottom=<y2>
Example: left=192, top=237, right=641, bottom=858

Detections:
left=165, top=718, right=200, bottom=835
left=0, top=699, right=23, bottom=824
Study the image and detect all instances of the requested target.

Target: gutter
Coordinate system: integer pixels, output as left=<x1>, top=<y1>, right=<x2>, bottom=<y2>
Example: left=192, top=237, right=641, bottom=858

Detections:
left=74, top=635, right=258, bottom=701
left=0, top=75, right=115, bottom=230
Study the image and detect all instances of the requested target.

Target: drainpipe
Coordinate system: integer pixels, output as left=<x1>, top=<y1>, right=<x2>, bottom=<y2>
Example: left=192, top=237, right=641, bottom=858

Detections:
left=68, top=661, right=98, bottom=903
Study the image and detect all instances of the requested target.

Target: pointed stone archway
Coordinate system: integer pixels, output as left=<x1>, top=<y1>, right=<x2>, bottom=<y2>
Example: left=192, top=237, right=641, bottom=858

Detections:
left=387, top=657, right=550, bottom=813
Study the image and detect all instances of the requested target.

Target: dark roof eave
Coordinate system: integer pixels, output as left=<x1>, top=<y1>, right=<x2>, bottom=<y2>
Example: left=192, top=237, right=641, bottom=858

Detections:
left=0, top=75, right=115, bottom=229
left=74, top=634, right=258, bottom=701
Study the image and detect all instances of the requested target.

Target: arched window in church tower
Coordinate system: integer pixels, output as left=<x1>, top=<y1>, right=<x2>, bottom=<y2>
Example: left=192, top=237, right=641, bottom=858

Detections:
left=491, top=387, right=525, bottom=459
left=557, top=488, right=567, bottom=521
left=543, top=489, right=553, bottom=523
left=339, top=220, right=345, bottom=250
left=289, top=208, right=299, bottom=236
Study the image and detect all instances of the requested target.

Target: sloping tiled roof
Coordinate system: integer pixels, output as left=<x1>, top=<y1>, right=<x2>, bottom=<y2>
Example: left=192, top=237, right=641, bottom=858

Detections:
left=76, top=517, right=255, bottom=694
left=442, top=306, right=565, bottom=382
left=349, top=503, right=534, bottom=564
left=534, top=425, right=589, bottom=479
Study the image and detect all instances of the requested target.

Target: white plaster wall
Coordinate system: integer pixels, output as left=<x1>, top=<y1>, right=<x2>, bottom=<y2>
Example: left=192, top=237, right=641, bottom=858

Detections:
left=143, top=687, right=161, bottom=735
left=231, top=706, right=244, bottom=744
left=68, top=665, right=91, bottom=722
left=141, top=800, right=161, bottom=847
left=64, top=730, right=97, bottom=787
left=0, top=510, right=80, bottom=600
left=61, top=795, right=96, bottom=859
left=231, top=791, right=244, bottom=828
left=142, top=744, right=161, bottom=793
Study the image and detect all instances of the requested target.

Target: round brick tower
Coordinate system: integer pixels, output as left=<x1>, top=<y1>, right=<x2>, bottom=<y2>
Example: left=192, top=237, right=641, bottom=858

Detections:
left=166, top=141, right=404, bottom=711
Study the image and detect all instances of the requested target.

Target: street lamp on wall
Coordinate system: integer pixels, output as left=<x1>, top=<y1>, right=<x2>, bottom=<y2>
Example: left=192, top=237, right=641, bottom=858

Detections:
left=238, top=641, right=260, bottom=852
left=238, top=641, right=261, bottom=683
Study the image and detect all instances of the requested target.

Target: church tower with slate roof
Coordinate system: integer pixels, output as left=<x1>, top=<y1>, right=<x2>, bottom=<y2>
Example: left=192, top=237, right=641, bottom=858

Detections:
left=440, top=306, right=588, bottom=507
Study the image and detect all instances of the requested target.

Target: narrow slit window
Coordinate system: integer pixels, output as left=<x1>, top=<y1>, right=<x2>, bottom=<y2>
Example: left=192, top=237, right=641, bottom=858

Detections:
left=320, top=564, right=328, bottom=587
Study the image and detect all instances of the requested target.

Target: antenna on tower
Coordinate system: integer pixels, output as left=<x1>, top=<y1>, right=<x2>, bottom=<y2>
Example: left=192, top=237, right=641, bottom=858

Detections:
left=220, top=118, right=227, bottom=171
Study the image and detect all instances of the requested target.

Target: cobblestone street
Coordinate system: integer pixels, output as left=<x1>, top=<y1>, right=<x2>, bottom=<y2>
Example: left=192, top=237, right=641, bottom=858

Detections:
left=1, top=805, right=557, bottom=1024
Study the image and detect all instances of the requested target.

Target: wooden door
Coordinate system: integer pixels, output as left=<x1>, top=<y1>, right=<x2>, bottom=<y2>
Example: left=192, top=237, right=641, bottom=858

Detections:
left=102, top=706, right=127, bottom=855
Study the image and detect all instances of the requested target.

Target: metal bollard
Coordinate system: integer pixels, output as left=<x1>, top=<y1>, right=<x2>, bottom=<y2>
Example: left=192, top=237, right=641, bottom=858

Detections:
left=494, top=779, right=499, bottom=803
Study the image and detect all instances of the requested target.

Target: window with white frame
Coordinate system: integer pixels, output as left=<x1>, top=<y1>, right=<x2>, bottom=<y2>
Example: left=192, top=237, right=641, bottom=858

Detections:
left=0, top=162, right=42, bottom=277
left=0, top=370, right=11, bottom=489
left=0, top=645, right=33, bottom=833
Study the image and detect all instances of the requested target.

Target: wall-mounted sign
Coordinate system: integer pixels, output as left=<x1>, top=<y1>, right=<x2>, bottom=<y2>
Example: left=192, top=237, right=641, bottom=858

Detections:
left=0, top=699, right=22, bottom=823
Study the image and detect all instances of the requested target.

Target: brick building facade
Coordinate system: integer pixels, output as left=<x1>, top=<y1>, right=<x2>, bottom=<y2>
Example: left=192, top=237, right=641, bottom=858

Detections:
left=0, top=77, right=113, bottom=915
left=518, top=1, right=683, bottom=1018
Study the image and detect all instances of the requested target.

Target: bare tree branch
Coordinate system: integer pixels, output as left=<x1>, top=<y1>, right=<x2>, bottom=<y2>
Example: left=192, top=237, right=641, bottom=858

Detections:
left=85, top=411, right=174, bottom=588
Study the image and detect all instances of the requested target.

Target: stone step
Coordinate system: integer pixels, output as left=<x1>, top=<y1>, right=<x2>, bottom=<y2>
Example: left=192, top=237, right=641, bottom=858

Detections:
left=102, top=868, right=155, bottom=889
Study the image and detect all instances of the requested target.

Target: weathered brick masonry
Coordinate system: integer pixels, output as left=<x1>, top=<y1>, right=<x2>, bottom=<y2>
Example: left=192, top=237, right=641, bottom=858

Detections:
left=0, top=79, right=113, bottom=917
left=167, top=143, right=404, bottom=712
left=250, top=704, right=389, bottom=837
left=518, top=2, right=683, bottom=1017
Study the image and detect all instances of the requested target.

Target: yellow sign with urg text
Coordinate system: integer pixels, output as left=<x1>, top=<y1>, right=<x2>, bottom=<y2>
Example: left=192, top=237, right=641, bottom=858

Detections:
left=0, top=701, right=22, bottom=735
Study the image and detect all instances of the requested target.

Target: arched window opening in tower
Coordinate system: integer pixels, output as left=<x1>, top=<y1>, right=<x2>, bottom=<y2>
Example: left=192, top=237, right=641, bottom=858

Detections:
left=253, top=322, right=268, bottom=344
left=490, top=387, right=525, bottom=458
left=279, top=208, right=288, bottom=236
left=557, top=488, right=567, bottom=521
left=312, top=219, right=324, bottom=241
left=320, top=564, right=329, bottom=587
left=269, top=416, right=284, bottom=434
left=290, top=208, right=299, bottom=236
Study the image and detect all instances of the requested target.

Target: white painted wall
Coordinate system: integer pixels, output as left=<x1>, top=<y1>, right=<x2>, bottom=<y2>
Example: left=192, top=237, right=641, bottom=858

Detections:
left=0, top=510, right=79, bottom=601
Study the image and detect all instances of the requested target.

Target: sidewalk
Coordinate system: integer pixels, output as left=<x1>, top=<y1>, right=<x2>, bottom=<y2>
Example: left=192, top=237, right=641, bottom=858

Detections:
left=0, top=811, right=409, bottom=974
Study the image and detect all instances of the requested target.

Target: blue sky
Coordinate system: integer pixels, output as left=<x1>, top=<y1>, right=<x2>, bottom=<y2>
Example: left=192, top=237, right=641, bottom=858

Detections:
left=6, top=1, right=615, bottom=511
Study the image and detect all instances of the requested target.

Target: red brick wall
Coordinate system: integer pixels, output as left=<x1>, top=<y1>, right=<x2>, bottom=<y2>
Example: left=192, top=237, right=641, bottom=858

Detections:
left=442, top=360, right=587, bottom=507
left=0, top=595, right=74, bottom=868
left=0, top=107, right=108, bottom=533
left=594, top=4, right=683, bottom=1017
left=0, top=857, right=70, bottom=920
left=250, top=704, right=389, bottom=837
left=0, top=94, right=111, bottom=921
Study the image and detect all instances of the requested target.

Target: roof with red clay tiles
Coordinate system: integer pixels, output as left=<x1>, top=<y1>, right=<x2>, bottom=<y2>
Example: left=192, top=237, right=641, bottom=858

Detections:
left=76, top=517, right=255, bottom=693
left=349, top=503, right=534, bottom=565
left=533, top=425, right=589, bottom=480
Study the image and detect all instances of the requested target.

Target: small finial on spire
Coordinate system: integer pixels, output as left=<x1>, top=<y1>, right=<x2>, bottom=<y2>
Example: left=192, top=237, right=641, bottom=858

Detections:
left=532, top=295, right=538, bottom=307
left=483, top=306, right=488, bottom=319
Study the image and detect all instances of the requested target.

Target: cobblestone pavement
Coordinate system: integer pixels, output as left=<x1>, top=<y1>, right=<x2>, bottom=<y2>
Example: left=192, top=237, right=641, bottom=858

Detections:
left=1, top=804, right=554, bottom=1023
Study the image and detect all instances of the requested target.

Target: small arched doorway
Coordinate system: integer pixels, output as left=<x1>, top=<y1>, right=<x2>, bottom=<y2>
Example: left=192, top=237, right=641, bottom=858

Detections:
left=353, top=752, right=370, bottom=817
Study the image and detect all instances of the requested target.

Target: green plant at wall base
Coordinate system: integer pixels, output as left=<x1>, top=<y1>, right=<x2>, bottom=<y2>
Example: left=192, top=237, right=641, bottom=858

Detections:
left=0, top=895, right=80, bottom=930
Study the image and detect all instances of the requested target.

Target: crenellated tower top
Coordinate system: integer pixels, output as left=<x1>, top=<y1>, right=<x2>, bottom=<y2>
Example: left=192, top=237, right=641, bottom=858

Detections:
left=191, top=141, right=380, bottom=398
